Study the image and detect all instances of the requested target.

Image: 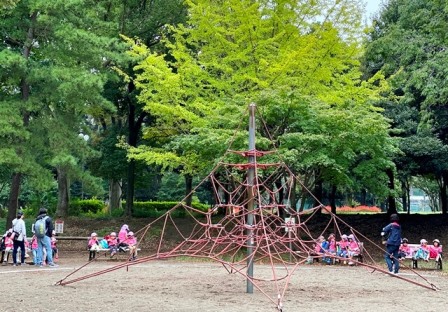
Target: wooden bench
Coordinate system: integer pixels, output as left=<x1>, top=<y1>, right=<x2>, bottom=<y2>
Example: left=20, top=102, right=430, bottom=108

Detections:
left=404, top=243, right=443, bottom=270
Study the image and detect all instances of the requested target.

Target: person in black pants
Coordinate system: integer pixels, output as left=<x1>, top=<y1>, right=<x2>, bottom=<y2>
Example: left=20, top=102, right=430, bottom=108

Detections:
left=12, top=211, right=27, bottom=266
left=381, top=213, right=402, bottom=274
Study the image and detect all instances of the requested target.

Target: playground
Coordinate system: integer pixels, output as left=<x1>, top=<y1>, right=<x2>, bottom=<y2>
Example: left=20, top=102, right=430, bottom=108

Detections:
left=0, top=254, right=447, bottom=311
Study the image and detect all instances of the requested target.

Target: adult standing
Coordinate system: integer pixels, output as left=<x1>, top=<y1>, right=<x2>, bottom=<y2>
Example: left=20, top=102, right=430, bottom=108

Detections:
left=12, top=211, right=27, bottom=266
left=34, top=207, right=57, bottom=267
left=381, top=213, right=402, bottom=274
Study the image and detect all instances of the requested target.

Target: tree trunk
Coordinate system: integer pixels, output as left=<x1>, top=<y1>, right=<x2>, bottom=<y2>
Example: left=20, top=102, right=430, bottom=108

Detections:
left=7, top=13, right=37, bottom=228
left=329, top=184, right=337, bottom=214
left=185, top=174, right=193, bottom=207
left=7, top=173, right=22, bottom=230
left=55, top=167, right=69, bottom=218
left=401, top=179, right=409, bottom=215
left=440, top=172, right=448, bottom=215
left=125, top=159, right=135, bottom=216
left=109, top=179, right=122, bottom=213
left=289, top=177, right=297, bottom=212
left=313, top=178, right=323, bottom=212
left=125, top=81, right=147, bottom=217
left=360, top=189, right=367, bottom=205
left=275, top=179, right=285, bottom=219
left=386, top=168, right=397, bottom=215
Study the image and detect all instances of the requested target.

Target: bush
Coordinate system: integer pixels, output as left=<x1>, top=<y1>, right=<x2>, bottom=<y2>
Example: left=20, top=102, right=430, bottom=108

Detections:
left=70, top=199, right=105, bottom=216
left=130, top=201, right=210, bottom=218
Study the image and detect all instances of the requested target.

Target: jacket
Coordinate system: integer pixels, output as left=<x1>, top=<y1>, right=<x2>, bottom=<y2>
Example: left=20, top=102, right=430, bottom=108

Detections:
left=382, top=222, right=402, bottom=246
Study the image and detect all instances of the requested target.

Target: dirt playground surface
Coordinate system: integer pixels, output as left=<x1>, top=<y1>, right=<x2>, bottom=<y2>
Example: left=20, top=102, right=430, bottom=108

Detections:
left=0, top=252, right=447, bottom=312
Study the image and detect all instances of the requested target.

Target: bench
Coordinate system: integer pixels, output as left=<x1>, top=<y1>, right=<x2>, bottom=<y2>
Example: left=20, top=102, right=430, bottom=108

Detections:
left=404, top=243, right=443, bottom=270
left=88, top=246, right=141, bottom=261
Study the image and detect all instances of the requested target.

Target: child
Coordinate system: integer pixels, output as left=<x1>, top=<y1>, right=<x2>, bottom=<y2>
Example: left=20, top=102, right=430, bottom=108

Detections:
left=87, top=232, right=100, bottom=261
left=429, top=239, right=442, bottom=262
left=413, top=239, right=430, bottom=261
left=328, top=233, right=337, bottom=255
left=398, top=238, right=411, bottom=260
left=1, top=230, right=13, bottom=265
left=107, top=232, right=118, bottom=258
left=30, top=235, right=39, bottom=265
left=347, top=234, right=360, bottom=265
left=118, top=224, right=129, bottom=245
left=51, top=230, right=58, bottom=260
left=337, top=234, right=349, bottom=259
left=122, top=231, right=138, bottom=261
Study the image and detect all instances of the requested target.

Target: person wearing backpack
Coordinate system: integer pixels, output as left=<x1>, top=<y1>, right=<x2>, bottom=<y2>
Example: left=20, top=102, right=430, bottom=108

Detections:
left=12, top=211, right=27, bottom=266
left=34, top=207, right=58, bottom=267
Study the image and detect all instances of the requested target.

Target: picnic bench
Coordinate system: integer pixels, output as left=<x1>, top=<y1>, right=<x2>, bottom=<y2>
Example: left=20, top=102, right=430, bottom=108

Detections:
left=404, top=243, right=443, bottom=270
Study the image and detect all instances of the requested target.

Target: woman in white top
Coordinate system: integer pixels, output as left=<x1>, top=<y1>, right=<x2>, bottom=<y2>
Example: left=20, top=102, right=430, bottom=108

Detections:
left=12, top=211, right=27, bottom=266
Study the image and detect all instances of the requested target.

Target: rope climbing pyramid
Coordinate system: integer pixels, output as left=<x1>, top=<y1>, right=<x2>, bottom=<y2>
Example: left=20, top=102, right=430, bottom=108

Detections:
left=57, top=104, right=439, bottom=311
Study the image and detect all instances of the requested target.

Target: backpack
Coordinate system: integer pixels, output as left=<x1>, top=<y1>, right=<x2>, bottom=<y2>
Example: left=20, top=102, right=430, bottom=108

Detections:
left=99, top=239, right=109, bottom=249
left=34, top=216, right=48, bottom=238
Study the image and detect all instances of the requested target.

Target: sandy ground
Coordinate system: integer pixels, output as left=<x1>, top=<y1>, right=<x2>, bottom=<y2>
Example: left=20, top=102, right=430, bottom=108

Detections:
left=1, top=252, right=447, bottom=312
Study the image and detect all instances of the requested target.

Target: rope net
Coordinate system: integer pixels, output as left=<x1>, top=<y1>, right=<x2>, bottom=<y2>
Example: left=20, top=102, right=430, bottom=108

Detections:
left=57, top=107, right=439, bottom=311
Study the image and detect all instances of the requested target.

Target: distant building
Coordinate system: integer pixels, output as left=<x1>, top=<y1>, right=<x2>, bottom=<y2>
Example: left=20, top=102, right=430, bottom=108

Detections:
left=409, top=188, right=432, bottom=212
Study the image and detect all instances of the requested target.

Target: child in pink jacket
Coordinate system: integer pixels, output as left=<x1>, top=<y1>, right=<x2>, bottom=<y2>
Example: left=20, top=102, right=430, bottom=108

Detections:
left=107, top=232, right=118, bottom=257
left=2, top=231, right=13, bottom=264
left=429, top=239, right=442, bottom=261
left=88, top=232, right=100, bottom=261
left=122, top=232, right=138, bottom=261
left=31, top=235, right=39, bottom=265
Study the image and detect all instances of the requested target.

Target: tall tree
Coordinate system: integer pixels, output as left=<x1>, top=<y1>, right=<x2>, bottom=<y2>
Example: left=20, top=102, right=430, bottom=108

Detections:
left=363, top=0, right=448, bottom=214
left=124, top=0, right=395, bottom=211
left=98, top=0, right=187, bottom=216
left=0, top=0, right=117, bottom=223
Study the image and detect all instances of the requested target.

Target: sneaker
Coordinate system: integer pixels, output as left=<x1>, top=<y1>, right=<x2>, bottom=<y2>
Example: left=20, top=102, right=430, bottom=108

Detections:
left=21, top=263, right=26, bottom=266
left=348, top=261, right=354, bottom=266
left=48, top=263, right=58, bottom=267
left=12, top=263, right=17, bottom=267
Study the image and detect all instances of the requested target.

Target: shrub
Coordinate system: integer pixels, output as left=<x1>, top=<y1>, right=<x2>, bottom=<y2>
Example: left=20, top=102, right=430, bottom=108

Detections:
left=70, top=199, right=105, bottom=216
left=130, top=201, right=209, bottom=218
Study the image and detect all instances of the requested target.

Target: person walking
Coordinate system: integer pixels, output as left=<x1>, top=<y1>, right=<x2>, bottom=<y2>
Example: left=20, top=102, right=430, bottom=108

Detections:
left=12, top=211, right=27, bottom=266
left=34, top=208, right=58, bottom=267
left=381, top=213, right=402, bottom=274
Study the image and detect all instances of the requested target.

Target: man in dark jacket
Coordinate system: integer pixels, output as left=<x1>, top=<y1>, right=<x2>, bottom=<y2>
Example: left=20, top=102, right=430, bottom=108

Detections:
left=34, top=208, right=57, bottom=267
left=381, top=213, right=402, bottom=274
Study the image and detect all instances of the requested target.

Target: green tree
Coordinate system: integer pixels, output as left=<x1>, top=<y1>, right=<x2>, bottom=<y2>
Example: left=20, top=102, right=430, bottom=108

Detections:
left=125, top=0, right=395, bottom=211
left=0, top=0, right=117, bottom=222
left=363, top=0, right=448, bottom=214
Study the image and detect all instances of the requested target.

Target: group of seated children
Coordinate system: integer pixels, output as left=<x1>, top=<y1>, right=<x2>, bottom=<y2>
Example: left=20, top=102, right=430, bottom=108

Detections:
left=313, top=233, right=360, bottom=265
left=87, top=224, right=138, bottom=261
left=399, top=238, right=442, bottom=262
left=1, top=229, right=58, bottom=265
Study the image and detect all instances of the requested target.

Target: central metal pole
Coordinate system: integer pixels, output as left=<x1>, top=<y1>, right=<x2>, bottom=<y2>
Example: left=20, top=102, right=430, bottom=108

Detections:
left=246, top=103, right=256, bottom=294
